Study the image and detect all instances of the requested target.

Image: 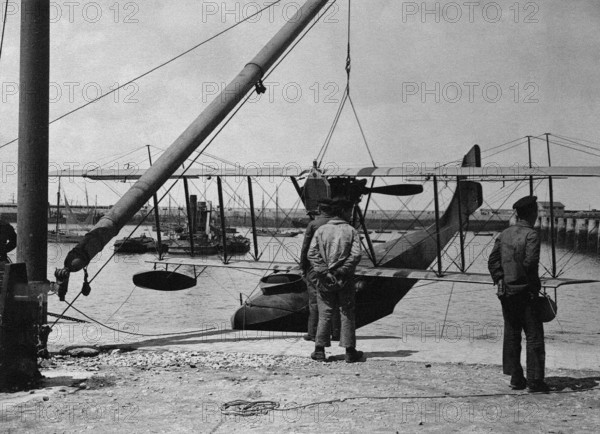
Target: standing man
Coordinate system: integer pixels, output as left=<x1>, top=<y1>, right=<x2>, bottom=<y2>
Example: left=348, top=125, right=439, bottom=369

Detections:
left=0, top=215, right=17, bottom=263
left=308, top=198, right=363, bottom=363
left=488, top=196, right=549, bottom=393
left=299, top=198, right=340, bottom=342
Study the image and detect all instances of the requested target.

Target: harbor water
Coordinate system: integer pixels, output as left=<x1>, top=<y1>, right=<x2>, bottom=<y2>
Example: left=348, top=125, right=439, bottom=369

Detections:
left=24, top=225, right=600, bottom=350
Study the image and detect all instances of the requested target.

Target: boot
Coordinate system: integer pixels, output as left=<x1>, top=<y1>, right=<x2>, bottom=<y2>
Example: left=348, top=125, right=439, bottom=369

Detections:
left=345, top=347, right=364, bottom=363
left=311, top=346, right=326, bottom=362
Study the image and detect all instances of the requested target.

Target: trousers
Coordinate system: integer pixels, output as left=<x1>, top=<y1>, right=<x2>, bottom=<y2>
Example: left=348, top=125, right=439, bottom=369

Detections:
left=315, top=280, right=356, bottom=348
left=306, top=269, right=340, bottom=338
left=501, top=291, right=545, bottom=381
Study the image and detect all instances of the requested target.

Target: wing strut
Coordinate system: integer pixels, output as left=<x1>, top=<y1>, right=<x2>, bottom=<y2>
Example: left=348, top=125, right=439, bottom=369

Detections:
left=147, top=146, right=163, bottom=260
left=183, top=177, right=195, bottom=256
left=527, top=136, right=534, bottom=196
left=247, top=177, right=260, bottom=261
left=456, top=177, right=466, bottom=272
left=546, top=133, right=557, bottom=277
left=217, top=177, right=229, bottom=264
left=433, top=176, right=443, bottom=276
left=355, top=205, right=377, bottom=267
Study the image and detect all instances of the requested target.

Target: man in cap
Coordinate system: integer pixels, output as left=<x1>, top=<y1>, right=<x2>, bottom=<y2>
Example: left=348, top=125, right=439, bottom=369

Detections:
left=300, top=198, right=340, bottom=342
left=308, top=197, right=363, bottom=363
left=488, top=195, right=549, bottom=393
left=0, top=215, right=16, bottom=263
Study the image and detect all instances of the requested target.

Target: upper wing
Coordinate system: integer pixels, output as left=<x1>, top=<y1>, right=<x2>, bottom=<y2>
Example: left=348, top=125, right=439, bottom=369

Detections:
left=147, top=258, right=595, bottom=289
left=49, top=165, right=600, bottom=180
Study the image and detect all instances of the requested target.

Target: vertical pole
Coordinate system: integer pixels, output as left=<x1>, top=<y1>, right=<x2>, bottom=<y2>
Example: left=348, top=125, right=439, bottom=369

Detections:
left=355, top=206, right=377, bottom=267
left=55, top=179, right=61, bottom=239
left=217, top=177, right=228, bottom=263
left=182, top=178, right=195, bottom=257
left=275, top=186, right=279, bottom=228
left=2, top=0, right=50, bottom=390
left=546, top=133, right=557, bottom=277
left=527, top=136, right=534, bottom=196
left=247, top=177, right=259, bottom=260
left=456, top=178, right=465, bottom=272
left=433, top=176, right=443, bottom=276
left=17, top=0, right=50, bottom=281
left=147, top=146, right=163, bottom=259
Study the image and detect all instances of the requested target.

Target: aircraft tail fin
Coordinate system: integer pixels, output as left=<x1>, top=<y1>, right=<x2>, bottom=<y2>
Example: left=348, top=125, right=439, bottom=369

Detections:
left=441, top=145, right=483, bottom=227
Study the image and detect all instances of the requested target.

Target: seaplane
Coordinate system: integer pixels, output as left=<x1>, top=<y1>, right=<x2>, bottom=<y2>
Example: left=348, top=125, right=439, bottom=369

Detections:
left=53, top=141, right=600, bottom=333
left=50, top=0, right=600, bottom=333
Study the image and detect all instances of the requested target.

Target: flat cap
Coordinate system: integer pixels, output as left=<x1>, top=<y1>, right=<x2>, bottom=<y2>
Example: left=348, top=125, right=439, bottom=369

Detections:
left=331, top=197, right=354, bottom=209
left=512, top=195, right=537, bottom=210
left=317, top=197, right=333, bottom=205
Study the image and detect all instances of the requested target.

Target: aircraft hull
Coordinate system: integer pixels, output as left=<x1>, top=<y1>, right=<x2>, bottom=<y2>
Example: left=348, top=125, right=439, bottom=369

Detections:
left=231, top=275, right=417, bottom=332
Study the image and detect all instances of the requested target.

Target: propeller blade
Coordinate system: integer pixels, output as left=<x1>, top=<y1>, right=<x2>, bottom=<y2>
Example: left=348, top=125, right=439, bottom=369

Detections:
left=365, top=184, right=424, bottom=196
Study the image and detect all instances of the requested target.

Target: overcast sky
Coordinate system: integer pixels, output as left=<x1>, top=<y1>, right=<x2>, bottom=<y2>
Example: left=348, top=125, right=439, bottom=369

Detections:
left=1, top=0, right=599, bottom=211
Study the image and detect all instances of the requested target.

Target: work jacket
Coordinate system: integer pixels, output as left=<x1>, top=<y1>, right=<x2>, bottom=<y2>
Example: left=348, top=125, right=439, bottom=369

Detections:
left=308, top=218, right=362, bottom=278
left=299, top=213, right=333, bottom=273
left=488, top=220, right=541, bottom=295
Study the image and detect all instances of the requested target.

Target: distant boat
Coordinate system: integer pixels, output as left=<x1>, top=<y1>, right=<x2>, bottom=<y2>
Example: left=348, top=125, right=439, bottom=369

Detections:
left=114, top=234, right=168, bottom=254
left=221, top=235, right=251, bottom=254
left=48, top=191, right=91, bottom=244
left=255, top=228, right=301, bottom=238
left=47, top=230, right=85, bottom=244
left=163, top=232, right=220, bottom=256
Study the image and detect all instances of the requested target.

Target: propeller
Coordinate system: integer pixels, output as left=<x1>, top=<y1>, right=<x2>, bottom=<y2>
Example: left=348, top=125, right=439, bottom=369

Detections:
left=363, top=184, right=423, bottom=196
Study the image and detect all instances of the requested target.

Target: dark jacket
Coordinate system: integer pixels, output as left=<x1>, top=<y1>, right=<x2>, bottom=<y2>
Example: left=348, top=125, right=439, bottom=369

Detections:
left=488, top=220, right=541, bottom=295
left=308, top=218, right=362, bottom=278
left=0, top=221, right=17, bottom=259
left=299, top=214, right=333, bottom=272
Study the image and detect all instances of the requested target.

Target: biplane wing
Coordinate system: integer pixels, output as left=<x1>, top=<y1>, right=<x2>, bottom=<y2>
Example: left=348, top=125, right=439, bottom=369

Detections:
left=49, top=165, right=600, bottom=180
left=147, top=259, right=595, bottom=289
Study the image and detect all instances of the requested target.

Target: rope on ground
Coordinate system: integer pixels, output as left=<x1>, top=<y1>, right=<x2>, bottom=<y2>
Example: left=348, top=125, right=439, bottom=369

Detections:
left=220, top=388, right=582, bottom=417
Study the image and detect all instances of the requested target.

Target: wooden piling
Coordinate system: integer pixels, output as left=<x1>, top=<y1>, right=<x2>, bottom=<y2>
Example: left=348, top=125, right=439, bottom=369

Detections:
left=557, top=218, right=566, bottom=246
left=575, top=218, right=588, bottom=251
left=587, top=219, right=598, bottom=253
left=565, top=218, right=576, bottom=249
left=540, top=216, right=549, bottom=241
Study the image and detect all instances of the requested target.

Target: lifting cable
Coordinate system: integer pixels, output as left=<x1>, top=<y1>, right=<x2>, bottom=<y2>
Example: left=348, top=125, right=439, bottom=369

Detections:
left=317, top=0, right=377, bottom=168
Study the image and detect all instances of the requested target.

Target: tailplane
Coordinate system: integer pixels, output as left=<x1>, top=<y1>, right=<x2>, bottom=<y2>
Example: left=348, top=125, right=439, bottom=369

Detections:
left=440, top=145, right=483, bottom=228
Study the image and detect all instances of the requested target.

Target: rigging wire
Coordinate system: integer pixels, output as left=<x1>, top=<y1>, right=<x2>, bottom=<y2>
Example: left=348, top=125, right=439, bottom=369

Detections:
left=69, top=305, right=216, bottom=337
left=0, top=0, right=285, bottom=151
left=480, top=136, right=528, bottom=154
left=439, top=283, right=455, bottom=338
left=551, top=133, right=600, bottom=149
left=551, top=133, right=600, bottom=154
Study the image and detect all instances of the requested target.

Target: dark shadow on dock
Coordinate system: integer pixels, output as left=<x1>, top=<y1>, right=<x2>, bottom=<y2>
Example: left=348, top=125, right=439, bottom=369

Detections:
left=96, top=330, right=404, bottom=350
left=546, top=376, right=600, bottom=392
left=358, top=335, right=402, bottom=340
left=42, top=375, right=84, bottom=388
left=363, top=349, right=418, bottom=358
left=98, top=329, right=317, bottom=350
